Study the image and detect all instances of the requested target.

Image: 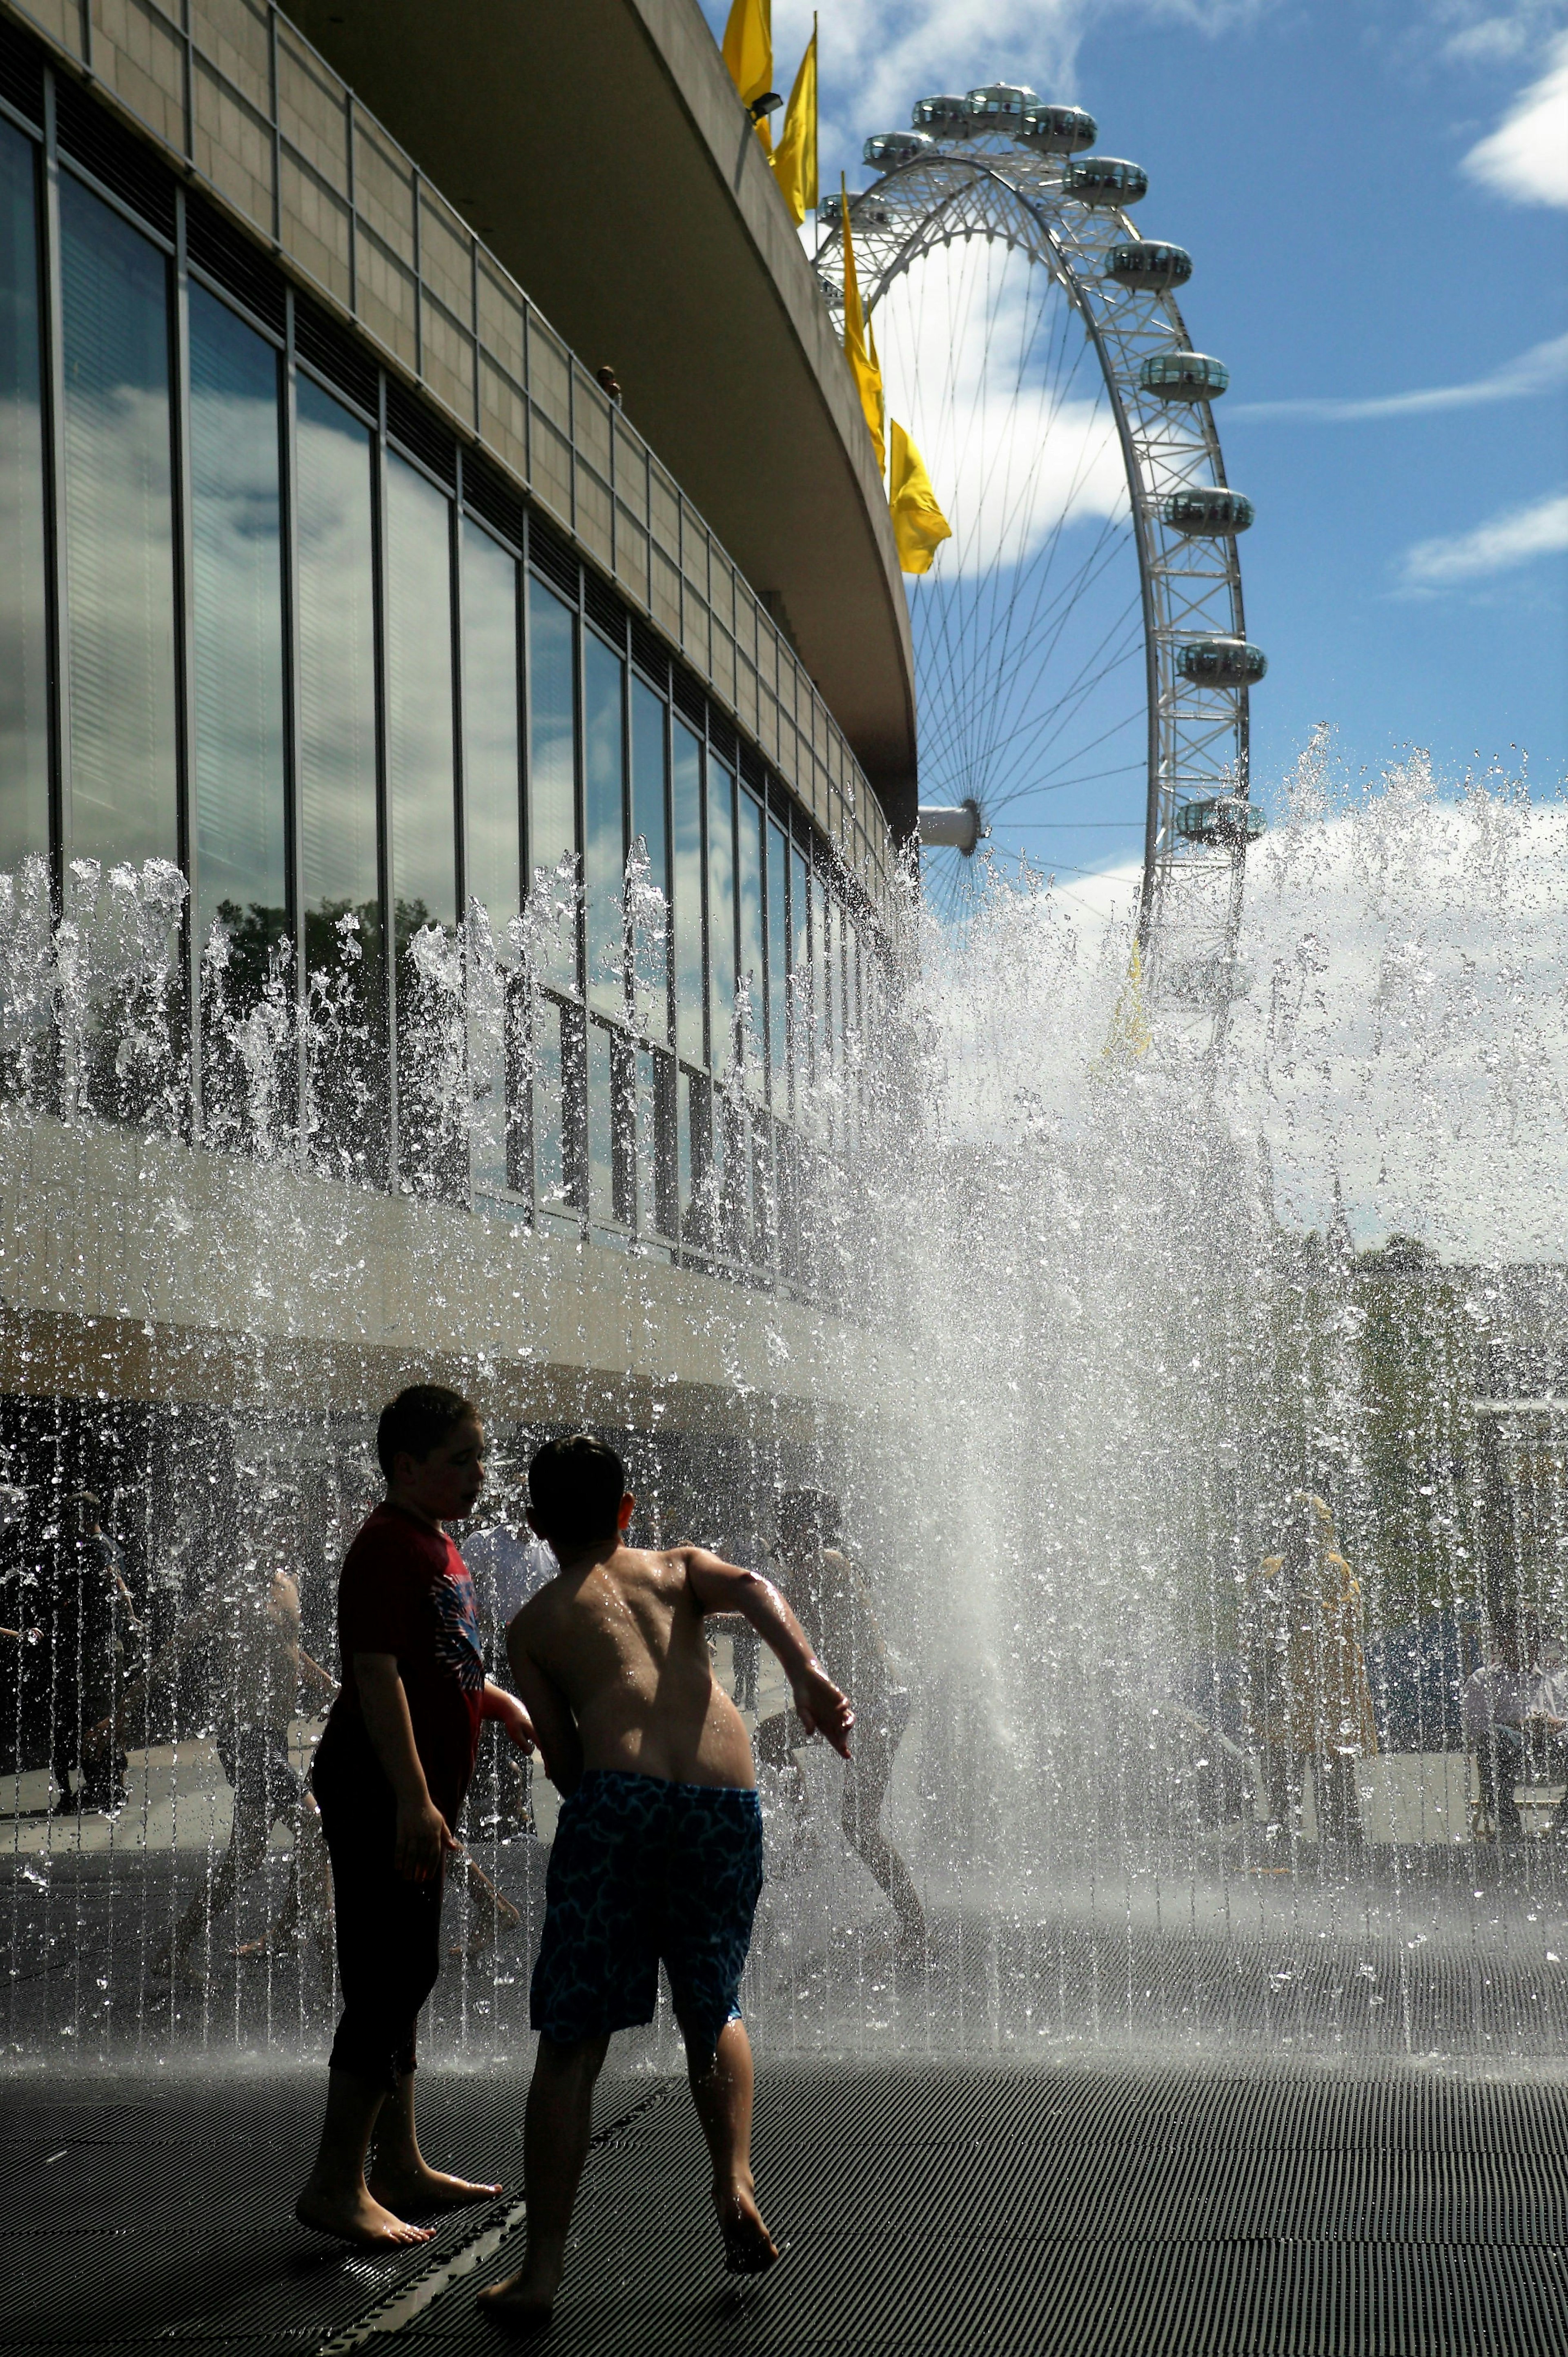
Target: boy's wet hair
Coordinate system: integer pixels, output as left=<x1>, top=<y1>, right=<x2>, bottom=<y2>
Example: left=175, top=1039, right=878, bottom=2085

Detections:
left=377, top=1385, right=477, bottom=1479
left=529, top=1433, right=626, bottom=1553
left=777, top=1488, right=842, bottom=1548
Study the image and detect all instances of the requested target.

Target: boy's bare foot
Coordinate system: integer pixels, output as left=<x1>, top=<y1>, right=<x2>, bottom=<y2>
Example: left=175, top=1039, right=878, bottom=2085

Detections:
left=477, top=2263, right=558, bottom=2331
left=367, top=2160, right=502, bottom=2214
left=294, top=2181, right=434, bottom=2247
left=715, top=2183, right=779, bottom=2274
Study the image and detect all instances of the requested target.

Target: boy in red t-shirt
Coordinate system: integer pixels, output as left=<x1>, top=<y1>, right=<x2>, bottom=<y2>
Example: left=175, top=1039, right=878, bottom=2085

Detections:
left=296, top=1386, right=535, bottom=2248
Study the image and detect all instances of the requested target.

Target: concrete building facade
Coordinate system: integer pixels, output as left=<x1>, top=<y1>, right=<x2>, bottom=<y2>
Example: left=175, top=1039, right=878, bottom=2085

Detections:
left=0, top=0, right=914, bottom=1615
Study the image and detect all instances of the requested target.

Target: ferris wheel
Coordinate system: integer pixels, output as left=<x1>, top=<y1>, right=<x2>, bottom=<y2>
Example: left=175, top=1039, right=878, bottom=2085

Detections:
left=817, top=83, right=1266, bottom=1043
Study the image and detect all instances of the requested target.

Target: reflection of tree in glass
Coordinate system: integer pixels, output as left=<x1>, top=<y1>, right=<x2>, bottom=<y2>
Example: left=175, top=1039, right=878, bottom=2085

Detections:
left=395, top=900, right=468, bottom=1203
left=200, top=899, right=293, bottom=1156
left=303, top=898, right=387, bottom=1188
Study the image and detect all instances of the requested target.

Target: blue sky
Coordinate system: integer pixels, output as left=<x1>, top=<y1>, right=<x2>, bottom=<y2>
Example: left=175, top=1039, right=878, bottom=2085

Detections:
left=696, top=0, right=1568, bottom=883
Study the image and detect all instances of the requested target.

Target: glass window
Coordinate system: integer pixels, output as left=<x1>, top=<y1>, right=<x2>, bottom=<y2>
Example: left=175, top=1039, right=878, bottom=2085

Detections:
left=583, top=628, right=625, bottom=1017
left=296, top=374, right=385, bottom=1184
left=672, top=720, right=704, bottom=1066
left=527, top=575, right=577, bottom=993
left=630, top=677, right=670, bottom=1045
left=535, top=998, right=567, bottom=1212
left=461, top=517, right=521, bottom=952
left=811, top=867, right=830, bottom=1074
left=385, top=452, right=456, bottom=940
left=188, top=286, right=286, bottom=967
left=767, top=818, right=789, bottom=1101
left=461, top=520, right=521, bottom=1202
left=636, top=1045, right=675, bottom=1239
left=679, top=1063, right=709, bottom=1243
left=788, top=840, right=810, bottom=1087
left=587, top=1015, right=614, bottom=1223
left=59, top=174, right=177, bottom=873
left=707, top=757, right=735, bottom=1074
left=738, top=787, right=765, bottom=1094
left=0, top=123, right=49, bottom=871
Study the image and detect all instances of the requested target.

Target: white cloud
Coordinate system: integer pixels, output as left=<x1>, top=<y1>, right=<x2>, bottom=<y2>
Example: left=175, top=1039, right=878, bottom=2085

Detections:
left=932, top=755, right=1568, bottom=1263
left=1400, top=486, right=1568, bottom=586
left=699, top=0, right=1278, bottom=181
left=1227, top=330, right=1568, bottom=423
left=1432, top=2, right=1567, bottom=67
left=870, top=236, right=1127, bottom=579
left=1463, top=28, right=1568, bottom=204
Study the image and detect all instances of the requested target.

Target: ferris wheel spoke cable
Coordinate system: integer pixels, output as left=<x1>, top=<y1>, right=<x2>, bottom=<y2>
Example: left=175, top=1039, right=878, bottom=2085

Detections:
left=898, top=244, right=1110, bottom=774
left=908, top=337, right=1134, bottom=790
left=961, top=568, right=1144, bottom=802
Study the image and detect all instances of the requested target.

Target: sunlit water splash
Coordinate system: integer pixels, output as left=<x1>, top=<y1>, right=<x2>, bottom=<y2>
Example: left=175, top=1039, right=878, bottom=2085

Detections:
left=5, top=748, right=1568, bottom=2070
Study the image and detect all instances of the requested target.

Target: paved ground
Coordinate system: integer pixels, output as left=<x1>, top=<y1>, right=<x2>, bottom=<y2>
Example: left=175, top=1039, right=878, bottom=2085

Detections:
left=7, top=2054, right=1568, bottom=2355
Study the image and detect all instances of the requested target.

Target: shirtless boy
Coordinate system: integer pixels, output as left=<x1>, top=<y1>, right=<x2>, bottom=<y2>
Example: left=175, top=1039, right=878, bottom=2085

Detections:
left=479, top=1433, right=854, bottom=2331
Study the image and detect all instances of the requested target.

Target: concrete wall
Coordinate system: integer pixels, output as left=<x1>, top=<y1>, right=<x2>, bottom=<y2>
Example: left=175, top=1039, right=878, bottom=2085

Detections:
left=0, top=1112, right=907, bottom=1438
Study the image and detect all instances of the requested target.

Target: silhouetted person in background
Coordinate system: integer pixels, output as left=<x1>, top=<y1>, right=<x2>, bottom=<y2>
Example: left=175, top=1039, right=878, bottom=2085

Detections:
left=757, top=1489, right=926, bottom=1954
left=44, top=1490, right=142, bottom=1814
left=1462, top=1619, right=1568, bottom=1842
left=1245, top=1491, right=1377, bottom=1853
left=89, top=1531, right=337, bottom=1981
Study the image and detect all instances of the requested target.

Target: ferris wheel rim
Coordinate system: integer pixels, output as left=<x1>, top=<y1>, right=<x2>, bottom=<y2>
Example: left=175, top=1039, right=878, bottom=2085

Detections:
left=815, top=139, right=1258, bottom=1034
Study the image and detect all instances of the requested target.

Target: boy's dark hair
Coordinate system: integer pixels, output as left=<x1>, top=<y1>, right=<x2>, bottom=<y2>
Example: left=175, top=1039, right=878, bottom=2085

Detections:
left=529, top=1434, right=626, bottom=1554
left=777, top=1489, right=842, bottom=1549
left=377, top=1386, right=477, bottom=1479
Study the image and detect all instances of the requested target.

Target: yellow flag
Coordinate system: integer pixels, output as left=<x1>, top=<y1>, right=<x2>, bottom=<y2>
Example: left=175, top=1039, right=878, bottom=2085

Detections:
left=722, top=0, right=774, bottom=153
left=888, top=419, right=951, bottom=574
left=1100, top=939, right=1153, bottom=1066
left=840, top=179, right=885, bottom=475
left=867, top=313, right=888, bottom=470
left=771, top=18, right=817, bottom=225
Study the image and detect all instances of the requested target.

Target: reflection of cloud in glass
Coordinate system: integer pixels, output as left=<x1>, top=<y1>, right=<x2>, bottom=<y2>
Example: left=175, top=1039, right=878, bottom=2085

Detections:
left=0, top=122, right=48, bottom=870
left=59, top=175, right=178, bottom=875
left=188, top=286, right=285, bottom=945
left=296, top=379, right=379, bottom=923
left=385, top=452, right=456, bottom=933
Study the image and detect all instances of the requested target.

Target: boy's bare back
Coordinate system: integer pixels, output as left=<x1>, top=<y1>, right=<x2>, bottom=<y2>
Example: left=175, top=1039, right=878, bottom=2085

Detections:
left=508, top=1544, right=760, bottom=1792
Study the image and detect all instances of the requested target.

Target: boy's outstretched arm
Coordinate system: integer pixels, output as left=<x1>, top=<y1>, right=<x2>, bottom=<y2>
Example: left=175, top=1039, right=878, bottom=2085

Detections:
left=685, top=1551, right=855, bottom=1758
left=480, top=1678, right=535, bottom=1753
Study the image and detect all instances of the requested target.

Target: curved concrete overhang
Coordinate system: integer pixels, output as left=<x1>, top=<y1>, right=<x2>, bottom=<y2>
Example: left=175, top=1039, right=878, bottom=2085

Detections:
left=0, top=1116, right=911, bottom=1440
left=284, top=0, right=919, bottom=837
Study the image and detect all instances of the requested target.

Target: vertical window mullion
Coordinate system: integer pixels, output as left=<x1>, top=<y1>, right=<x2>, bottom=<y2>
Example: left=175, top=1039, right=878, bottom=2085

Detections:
left=371, top=374, right=396, bottom=1185
left=40, top=71, right=68, bottom=891
left=281, top=288, right=305, bottom=1143
left=172, top=186, right=197, bottom=1128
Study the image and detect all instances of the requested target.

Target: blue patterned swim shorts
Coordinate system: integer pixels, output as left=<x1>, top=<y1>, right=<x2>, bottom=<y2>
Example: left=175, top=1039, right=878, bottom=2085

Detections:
left=531, top=1769, right=764, bottom=2053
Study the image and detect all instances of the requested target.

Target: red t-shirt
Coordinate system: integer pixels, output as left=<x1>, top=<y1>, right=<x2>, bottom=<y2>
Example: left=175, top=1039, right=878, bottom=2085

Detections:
left=322, top=1503, right=486, bottom=1827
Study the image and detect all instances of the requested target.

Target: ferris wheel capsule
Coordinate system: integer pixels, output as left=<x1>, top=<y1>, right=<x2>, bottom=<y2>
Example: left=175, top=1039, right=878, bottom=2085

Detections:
left=1140, top=350, right=1229, bottom=401
left=964, top=83, right=1039, bottom=130
left=1064, top=156, right=1148, bottom=205
left=863, top=130, right=933, bottom=168
left=1177, top=637, right=1268, bottom=686
left=1020, top=102, right=1097, bottom=153
left=912, top=94, right=973, bottom=138
left=1162, top=487, right=1254, bottom=536
left=1106, top=239, right=1192, bottom=292
left=1175, top=796, right=1265, bottom=847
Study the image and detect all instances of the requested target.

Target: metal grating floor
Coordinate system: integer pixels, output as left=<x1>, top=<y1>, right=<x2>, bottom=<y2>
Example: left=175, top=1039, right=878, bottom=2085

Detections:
left=7, top=2060, right=1568, bottom=2355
